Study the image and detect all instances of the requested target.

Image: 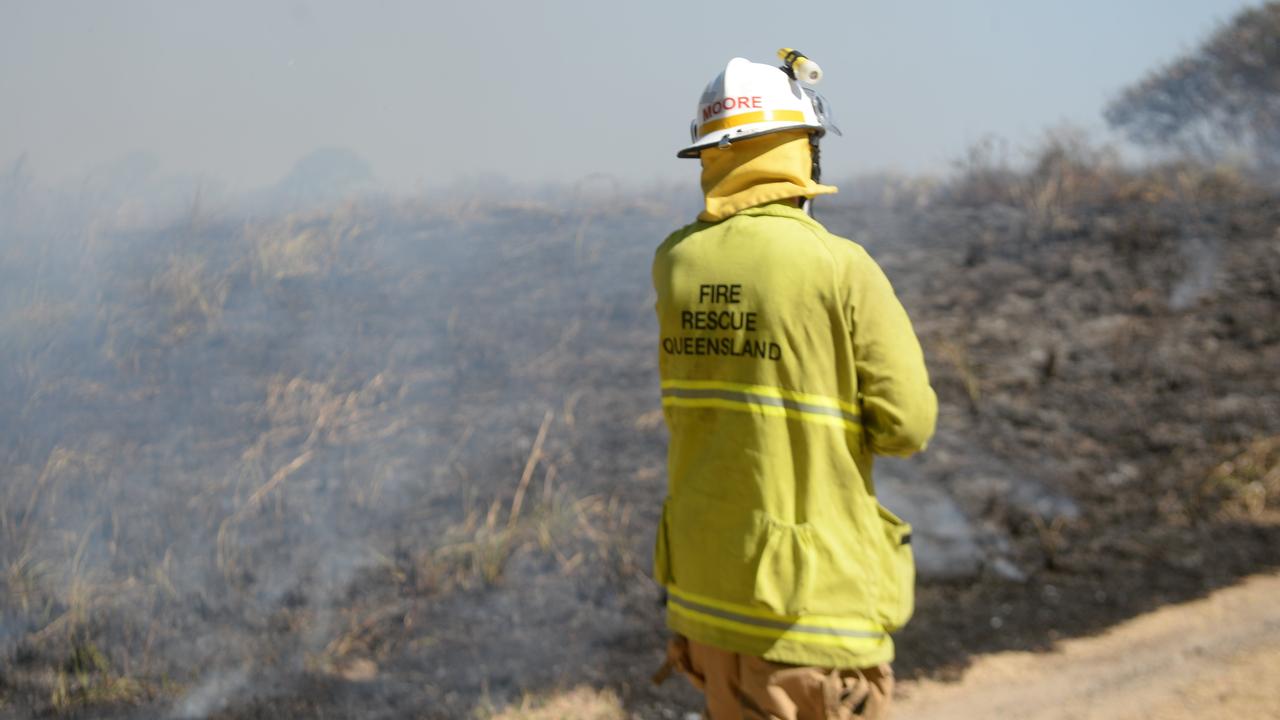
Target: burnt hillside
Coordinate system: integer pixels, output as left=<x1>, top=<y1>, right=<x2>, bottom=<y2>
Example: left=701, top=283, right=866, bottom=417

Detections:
left=1, top=154, right=1278, bottom=718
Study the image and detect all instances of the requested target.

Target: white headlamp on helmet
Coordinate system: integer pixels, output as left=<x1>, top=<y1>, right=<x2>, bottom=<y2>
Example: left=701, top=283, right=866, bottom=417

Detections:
left=677, top=50, right=841, bottom=159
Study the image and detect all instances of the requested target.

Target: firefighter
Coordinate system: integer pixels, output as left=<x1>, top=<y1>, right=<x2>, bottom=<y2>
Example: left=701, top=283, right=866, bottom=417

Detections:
left=651, top=52, right=937, bottom=720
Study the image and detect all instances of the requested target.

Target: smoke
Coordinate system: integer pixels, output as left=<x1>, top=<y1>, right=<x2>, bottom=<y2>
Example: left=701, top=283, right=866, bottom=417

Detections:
left=5, top=138, right=1271, bottom=718
left=174, top=668, right=249, bottom=719
left=1169, top=235, right=1221, bottom=310
left=0, top=156, right=682, bottom=717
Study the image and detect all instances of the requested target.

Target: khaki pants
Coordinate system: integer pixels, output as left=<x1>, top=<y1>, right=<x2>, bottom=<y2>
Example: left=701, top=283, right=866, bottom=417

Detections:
left=660, top=636, right=894, bottom=720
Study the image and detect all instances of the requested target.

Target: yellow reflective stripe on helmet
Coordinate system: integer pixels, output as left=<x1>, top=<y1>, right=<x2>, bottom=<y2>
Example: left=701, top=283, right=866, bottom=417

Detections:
left=666, top=587, right=886, bottom=649
left=698, top=109, right=808, bottom=137
left=660, top=379, right=860, bottom=432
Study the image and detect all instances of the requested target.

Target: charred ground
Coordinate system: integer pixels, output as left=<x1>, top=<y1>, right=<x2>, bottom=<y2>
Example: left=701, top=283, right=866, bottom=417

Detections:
left=0, top=147, right=1278, bottom=718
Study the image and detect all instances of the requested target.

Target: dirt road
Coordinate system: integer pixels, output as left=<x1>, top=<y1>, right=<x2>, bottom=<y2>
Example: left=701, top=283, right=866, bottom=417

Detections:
left=894, top=572, right=1280, bottom=720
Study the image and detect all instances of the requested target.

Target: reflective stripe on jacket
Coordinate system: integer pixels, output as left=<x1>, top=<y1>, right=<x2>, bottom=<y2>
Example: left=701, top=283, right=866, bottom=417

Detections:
left=652, top=201, right=937, bottom=669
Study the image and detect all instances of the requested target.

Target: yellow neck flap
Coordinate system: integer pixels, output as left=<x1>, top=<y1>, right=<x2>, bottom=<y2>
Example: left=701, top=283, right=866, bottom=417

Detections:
left=698, top=131, right=838, bottom=222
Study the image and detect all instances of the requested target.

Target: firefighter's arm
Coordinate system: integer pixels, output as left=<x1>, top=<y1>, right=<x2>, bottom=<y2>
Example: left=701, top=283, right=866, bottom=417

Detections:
left=848, top=254, right=938, bottom=456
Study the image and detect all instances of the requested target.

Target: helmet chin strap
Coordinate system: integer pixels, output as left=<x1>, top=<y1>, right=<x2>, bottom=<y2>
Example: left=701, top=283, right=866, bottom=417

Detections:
left=805, top=133, right=822, bottom=217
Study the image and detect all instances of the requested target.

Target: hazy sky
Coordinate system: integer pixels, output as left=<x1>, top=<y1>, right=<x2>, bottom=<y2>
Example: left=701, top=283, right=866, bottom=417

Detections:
left=1, top=1, right=1258, bottom=192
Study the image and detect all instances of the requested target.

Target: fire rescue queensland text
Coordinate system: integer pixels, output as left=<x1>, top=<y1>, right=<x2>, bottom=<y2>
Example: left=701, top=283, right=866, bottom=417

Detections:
left=661, top=283, right=783, bottom=361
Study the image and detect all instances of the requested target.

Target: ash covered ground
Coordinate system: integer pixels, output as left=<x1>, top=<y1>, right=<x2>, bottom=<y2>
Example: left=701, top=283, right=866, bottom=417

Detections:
left=1, top=150, right=1278, bottom=718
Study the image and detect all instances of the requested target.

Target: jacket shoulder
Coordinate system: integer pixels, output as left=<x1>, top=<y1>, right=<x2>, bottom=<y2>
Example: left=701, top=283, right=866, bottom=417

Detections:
left=655, top=220, right=707, bottom=257
left=789, top=216, right=875, bottom=275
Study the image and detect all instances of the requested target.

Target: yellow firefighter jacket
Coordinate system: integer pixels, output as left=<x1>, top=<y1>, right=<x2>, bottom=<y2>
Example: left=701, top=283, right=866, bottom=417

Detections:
left=652, top=141, right=937, bottom=668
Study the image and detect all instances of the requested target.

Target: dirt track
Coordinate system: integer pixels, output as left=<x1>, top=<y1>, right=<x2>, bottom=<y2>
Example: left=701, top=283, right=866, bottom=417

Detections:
left=894, top=572, right=1280, bottom=720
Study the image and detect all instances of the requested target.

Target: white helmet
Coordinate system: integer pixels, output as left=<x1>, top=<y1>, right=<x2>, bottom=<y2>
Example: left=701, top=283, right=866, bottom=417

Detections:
left=677, top=55, right=839, bottom=159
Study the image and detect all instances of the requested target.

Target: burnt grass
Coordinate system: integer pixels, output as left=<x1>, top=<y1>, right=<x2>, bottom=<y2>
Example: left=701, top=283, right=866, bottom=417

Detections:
left=1, top=161, right=1279, bottom=718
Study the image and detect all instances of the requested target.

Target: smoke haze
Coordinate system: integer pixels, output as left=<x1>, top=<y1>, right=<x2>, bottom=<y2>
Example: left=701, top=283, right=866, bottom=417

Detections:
left=3, top=3, right=1279, bottom=718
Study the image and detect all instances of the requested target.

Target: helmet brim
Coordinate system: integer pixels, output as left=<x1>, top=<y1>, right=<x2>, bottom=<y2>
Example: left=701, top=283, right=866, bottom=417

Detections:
left=677, top=123, right=826, bottom=159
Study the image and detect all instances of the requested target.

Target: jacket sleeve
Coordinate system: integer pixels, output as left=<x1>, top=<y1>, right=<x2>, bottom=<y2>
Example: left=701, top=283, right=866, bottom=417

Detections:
left=847, top=251, right=937, bottom=456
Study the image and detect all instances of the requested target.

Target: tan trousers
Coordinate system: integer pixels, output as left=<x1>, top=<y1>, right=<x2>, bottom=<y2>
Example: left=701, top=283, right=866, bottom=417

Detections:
left=660, top=636, right=894, bottom=720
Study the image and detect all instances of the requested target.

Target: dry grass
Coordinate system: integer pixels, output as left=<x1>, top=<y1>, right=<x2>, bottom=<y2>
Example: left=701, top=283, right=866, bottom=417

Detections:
left=248, top=205, right=368, bottom=282
left=1201, top=436, right=1280, bottom=519
left=945, top=129, right=1259, bottom=247
left=150, top=254, right=229, bottom=343
left=2, top=154, right=1275, bottom=717
left=934, top=340, right=981, bottom=414
left=485, top=686, right=627, bottom=720
left=0, top=189, right=677, bottom=716
left=47, top=642, right=148, bottom=711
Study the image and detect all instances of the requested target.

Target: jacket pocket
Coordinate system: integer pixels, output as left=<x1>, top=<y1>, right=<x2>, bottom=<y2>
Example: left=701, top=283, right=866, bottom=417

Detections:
left=654, top=498, right=673, bottom=586
left=875, top=503, right=915, bottom=632
left=752, top=515, right=817, bottom=617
